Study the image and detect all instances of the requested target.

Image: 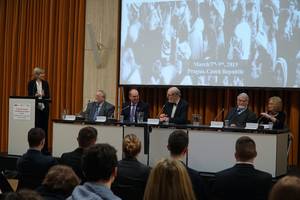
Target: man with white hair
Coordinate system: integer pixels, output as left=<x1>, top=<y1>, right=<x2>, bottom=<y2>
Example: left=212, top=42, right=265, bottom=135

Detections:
left=159, top=87, right=188, bottom=124
left=225, top=92, right=257, bottom=127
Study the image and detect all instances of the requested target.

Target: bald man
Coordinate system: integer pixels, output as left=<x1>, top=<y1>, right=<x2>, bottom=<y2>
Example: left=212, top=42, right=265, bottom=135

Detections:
left=225, top=93, right=257, bottom=127
left=159, top=87, right=188, bottom=124
left=121, top=89, right=149, bottom=122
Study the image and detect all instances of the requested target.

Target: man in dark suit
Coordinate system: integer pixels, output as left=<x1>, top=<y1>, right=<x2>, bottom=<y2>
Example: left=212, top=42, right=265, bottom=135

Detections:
left=17, top=128, right=57, bottom=190
left=83, top=90, right=115, bottom=120
left=167, top=130, right=208, bottom=200
left=121, top=89, right=149, bottom=122
left=28, top=67, right=50, bottom=153
left=60, top=126, right=98, bottom=181
left=225, top=92, right=257, bottom=127
left=212, top=136, right=272, bottom=200
left=159, top=87, right=188, bottom=124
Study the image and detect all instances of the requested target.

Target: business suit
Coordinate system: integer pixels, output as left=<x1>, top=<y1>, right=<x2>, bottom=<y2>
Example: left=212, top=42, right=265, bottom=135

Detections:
left=60, top=148, right=84, bottom=180
left=212, top=164, right=272, bottom=200
left=112, top=157, right=150, bottom=200
left=121, top=101, right=149, bottom=122
left=84, top=101, right=115, bottom=120
left=225, top=107, right=257, bottom=127
left=163, top=99, right=188, bottom=124
left=28, top=79, right=50, bottom=152
left=183, top=163, right=208, bottom=200
left=17, top=149, right=57, bottom=190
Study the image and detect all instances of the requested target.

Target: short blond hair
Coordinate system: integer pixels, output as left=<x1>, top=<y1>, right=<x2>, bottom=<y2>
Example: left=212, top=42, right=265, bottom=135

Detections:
left=123, top=134, right=141, bottom=158
left=33, top=67, right=44, bottom=75
left=269, top=96, right=283, bottom=112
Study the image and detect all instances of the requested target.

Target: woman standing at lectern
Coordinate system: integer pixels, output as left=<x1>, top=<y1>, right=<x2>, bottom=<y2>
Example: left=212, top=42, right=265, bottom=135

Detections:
left=28, top=67, right=50, bottom=153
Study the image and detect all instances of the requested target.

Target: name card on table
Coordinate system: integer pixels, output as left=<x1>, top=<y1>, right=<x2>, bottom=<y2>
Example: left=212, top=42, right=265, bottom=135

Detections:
left=64, top=115, right=76, bottom=121
left=210, top=121, right=224, bottom=128
left=147, top=118, right=160, bottom=125
left=96, top=116, right=107, bottom=122
left=245, top=123, right=258, bottom=130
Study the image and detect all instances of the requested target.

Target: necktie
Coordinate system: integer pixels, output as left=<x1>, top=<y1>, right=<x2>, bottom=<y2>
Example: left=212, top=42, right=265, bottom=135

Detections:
left=93, top=104, right=100, bottom=120
left=130, top=104, right=136, bottom=122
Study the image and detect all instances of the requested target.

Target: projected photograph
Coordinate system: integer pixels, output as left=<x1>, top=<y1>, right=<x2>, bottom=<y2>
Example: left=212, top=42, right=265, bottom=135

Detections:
left=120, top=0, right=300, bottom=88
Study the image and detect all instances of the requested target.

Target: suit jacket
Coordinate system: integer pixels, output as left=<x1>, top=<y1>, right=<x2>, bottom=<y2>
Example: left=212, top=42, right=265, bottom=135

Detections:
left=183, top=163, right=208, bottom=200
left=60, top=148, right=84, bottom=180
left=225, top=107, right=257, bottom=127
left=17, top=149, right=57, bottom=190
left=111, top=157, right=150, bottom=200
left=121, top=101, right=149, bottom=122
left=84, top=101, right=115, bottom=120
left=28, top=79, right=50, bottom=99
left=212, top=164, right=272, bottom=200
left=260, top=111, right=285, bottom=129
left=163, top=99, right=188, bottom=124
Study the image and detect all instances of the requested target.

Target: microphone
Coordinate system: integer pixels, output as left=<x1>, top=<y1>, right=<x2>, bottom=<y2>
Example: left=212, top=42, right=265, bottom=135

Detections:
left=156, top=103, right=167, bottom=118
left=115, top=104, right=131, bottom=117
left=214, top=108, right=225, bottom=121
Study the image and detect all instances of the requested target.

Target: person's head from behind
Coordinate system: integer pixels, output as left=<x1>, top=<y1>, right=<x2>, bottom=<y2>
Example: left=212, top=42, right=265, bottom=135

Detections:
left=77, top=127, right=98, bottom=149
left=4, top=190, right=43, bottom=200
left=82, top=144, right=118, bottom=185
left=28, top=128, right=45, bottom=150
left=167, top=87, right=181, bottom=103
left=95, top=90, right=105, bottom=104
left=123, top=134, right=141, bottom=159
left=236, top=93, right=249, bottom=109
left=267, top=96, right=283, bottom=114
left=42, top=165, right=80, bottom=197
left=269, top=175, right=300, bottom=200
left=129, top=89, right=140, bottom=105
left=144, top=158, right=196, bottom=200
left=168, top=130, right=188, bottom=158
left=235, top=136, right=257, bottom=162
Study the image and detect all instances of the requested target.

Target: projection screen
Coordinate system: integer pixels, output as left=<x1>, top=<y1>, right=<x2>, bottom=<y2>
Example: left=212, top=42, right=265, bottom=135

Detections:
left=119, top=0, right=300, bottom=88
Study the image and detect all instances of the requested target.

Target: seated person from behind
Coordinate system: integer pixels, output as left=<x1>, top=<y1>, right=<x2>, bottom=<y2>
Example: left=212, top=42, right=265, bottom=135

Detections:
left=121, top=89, right=149, bottom=122
left=17, top=128, right=57, bottom=190
left=259, top=96, right=285, bottom=129
left=112, top=134, right=150, bottom=200
left=168, top=130, right=208, bottom=200
left=67, top=144, right=121, bottom=200
left=159, top=87, right=188, bottom=124
left=269, top=175, right=300, bottom=200
left=82, top=90, right=115, bottom=120
left=212, top=136, right=272, bottom=200
left=37, top=165, right=80, bottom=199
left=225, top=92, right=256, bottom=127
left=60, top=126, right=97, bottom=181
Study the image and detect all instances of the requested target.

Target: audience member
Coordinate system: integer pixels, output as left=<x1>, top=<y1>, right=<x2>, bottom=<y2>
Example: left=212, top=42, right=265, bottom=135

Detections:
left=212, top=136, right=272, bottom=200
left=159, top=87, right=188, bottom=124
left=60, top=126, right=98, bottom=180
left=112, top=134, right=150, bottom=200
left=37, top=165, right=80, bottom=200
left=168, top=130, right=208, bottom=200
left=225, top=93, right=257, bottom=127
left=121, top=89, right=149, bottom=122
left=67, top=144, right=120, bottom=200
left=17, top=128, right=57, bottom=190
left=144, top=158, right=196, bottom=200
left=3, top=189, right=43, bottom=200
left=269, top=175, right=300, bottom=200
left=260, top=96, right=285, bottom=129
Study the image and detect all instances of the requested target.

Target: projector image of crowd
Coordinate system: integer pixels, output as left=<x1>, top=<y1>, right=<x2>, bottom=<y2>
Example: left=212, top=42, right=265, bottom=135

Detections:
left=0, top=127, right=299, bottom=200
left=121, top=0, right=300, bottom=87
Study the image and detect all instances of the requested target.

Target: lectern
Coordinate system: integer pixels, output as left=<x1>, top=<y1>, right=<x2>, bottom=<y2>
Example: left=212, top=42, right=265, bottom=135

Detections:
left=8, top=96, right=51, bottom=155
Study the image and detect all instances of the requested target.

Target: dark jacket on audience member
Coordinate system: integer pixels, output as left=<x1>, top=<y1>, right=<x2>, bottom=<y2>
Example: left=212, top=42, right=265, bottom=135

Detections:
left=225, top=107, right=257, bottom=127
left=112, top=157, right=150, bottom=200
left=37, top=185, right=67, bottom=200
left=184, top=164, right=208, bottom=200
left=163, top=99, right=188, bottom=124
left=16, top=149, right=57, bottom=190
left=212, top=163, right=272, bottom=200
left=60, top=148, right=84, bottom=180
